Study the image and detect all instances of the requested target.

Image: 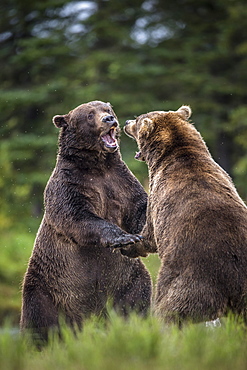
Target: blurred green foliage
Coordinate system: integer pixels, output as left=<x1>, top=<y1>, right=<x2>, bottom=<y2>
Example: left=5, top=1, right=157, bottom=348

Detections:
left=1, top=0, right=247, bottom=321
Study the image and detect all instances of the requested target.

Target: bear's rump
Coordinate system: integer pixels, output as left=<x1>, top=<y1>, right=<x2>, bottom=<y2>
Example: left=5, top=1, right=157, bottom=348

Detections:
left=154, top=271, right=228, bottom=322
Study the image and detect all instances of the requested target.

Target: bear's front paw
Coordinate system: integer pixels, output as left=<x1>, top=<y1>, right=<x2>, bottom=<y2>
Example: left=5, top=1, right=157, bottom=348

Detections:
left=120, top=244, right=149, bottom=258
left=106, top=233, right=143, bottom=249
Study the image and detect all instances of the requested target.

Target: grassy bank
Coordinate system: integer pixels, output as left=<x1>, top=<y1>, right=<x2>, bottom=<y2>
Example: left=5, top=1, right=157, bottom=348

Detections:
left=1, top=313, right=247, bottom=370
left=1, top=231, right=247, bottom=369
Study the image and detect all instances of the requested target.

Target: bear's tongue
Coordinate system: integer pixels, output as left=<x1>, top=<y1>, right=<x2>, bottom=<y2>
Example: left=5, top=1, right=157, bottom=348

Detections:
left=101, top=128, right=118, bottom=148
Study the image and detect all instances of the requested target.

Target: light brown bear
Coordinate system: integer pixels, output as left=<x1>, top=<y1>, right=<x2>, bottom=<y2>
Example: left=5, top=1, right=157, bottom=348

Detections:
left=123, top=105, right=247, bottom=325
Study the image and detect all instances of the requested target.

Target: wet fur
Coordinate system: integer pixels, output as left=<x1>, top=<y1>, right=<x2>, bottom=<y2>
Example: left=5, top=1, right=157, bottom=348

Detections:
left=20, top=101, right=152, bottom=343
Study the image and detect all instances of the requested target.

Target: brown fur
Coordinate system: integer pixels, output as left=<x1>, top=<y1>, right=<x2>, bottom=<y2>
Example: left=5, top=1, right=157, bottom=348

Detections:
left=20, top=101, right=152, bottom=343
left=123, top=105, right=247, bottom=325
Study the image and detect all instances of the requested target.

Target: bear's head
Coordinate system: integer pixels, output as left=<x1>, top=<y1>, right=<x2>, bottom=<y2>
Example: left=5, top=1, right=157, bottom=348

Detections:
left=53, top=101, right=120, bottom=154
left=124, top=106, right=192, bottom=161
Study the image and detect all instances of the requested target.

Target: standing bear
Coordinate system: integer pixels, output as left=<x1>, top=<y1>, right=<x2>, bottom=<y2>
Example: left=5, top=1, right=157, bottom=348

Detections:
left=123, top=105, right=247, bottom=325
left=20, top=100, right=152, bottom=342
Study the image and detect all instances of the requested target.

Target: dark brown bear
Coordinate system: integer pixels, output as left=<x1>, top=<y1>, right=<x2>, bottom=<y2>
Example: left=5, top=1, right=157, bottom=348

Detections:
left=123, top=105, right=247, bottom=325
left=20, top=100, right=152, bottom=343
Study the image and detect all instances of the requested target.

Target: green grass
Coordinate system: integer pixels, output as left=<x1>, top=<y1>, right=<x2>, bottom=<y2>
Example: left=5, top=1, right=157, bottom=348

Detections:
left=1, top=231, right=247, bottom=369
left=1, top=314, right=247, bottom=370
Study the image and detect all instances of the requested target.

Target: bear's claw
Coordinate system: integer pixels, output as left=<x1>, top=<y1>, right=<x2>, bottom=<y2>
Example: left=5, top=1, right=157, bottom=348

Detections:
left=108, top=234, right=143, bottom=249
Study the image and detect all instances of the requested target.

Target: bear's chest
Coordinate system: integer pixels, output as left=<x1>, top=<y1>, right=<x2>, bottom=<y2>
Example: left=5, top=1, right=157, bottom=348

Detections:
left=82, top=173, right=126, bottom=226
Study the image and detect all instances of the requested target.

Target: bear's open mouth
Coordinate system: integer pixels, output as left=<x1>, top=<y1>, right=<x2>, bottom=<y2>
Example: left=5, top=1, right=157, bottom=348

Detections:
left=101, top=127, right=118, bottom=149
left=135, top=150, right=145, bottom=161
left=135, top=151, right=142, bottom=159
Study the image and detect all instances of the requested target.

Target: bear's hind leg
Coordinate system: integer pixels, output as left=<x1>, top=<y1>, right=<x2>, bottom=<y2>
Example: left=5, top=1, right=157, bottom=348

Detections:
left=20, top=286, right=59, bottom=345
left=112, top=261, right=152, bottom=317
left=154, top=276, right=227, bottom=325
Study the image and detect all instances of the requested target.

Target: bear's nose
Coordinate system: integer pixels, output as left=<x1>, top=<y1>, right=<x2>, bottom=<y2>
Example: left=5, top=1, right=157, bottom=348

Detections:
left=125, top=120, right=130, bottom=126
left=102, top=115, right=116, bottom=125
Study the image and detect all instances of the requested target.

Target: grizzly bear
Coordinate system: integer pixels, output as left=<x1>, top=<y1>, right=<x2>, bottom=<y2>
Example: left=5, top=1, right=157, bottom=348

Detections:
left=20, top=100, right=152, bottom=343
left=123, top=105, right=247, bottom=325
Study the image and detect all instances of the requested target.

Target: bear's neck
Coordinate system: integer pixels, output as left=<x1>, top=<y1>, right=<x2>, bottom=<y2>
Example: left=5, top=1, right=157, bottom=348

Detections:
left=143, top=134, right=212, bottom=174
left=57, top=147, right=121, bottom=170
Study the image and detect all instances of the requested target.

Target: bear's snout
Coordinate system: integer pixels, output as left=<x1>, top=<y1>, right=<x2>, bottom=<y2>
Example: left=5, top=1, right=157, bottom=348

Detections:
left=124, top=119, right=137, bottom=139
left=125, top=119, right=136, bottom=127
left=102, top=115, right=117, bottom=126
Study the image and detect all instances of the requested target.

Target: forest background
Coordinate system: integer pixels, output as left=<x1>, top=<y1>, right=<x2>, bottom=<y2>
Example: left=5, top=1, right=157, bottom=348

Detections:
left=1, top=0, right=247, bottom=324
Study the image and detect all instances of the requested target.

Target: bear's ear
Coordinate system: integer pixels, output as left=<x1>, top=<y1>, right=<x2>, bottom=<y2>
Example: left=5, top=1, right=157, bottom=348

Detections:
left=139, top=117, right=154, bottom=136
left=53, top=115, right=68, bottom=129
left=176, top=105, right=192, bottom=121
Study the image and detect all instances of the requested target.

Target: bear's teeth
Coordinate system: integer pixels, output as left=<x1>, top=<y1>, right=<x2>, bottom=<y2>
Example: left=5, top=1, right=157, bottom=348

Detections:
left=101, top=129, right=118, bottom=148
left=135, top=151, right=142, bottom=159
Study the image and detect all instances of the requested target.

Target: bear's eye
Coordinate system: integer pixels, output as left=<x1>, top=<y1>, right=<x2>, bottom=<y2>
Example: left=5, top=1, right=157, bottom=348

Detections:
left=88, top=112, right=94, bottom=120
